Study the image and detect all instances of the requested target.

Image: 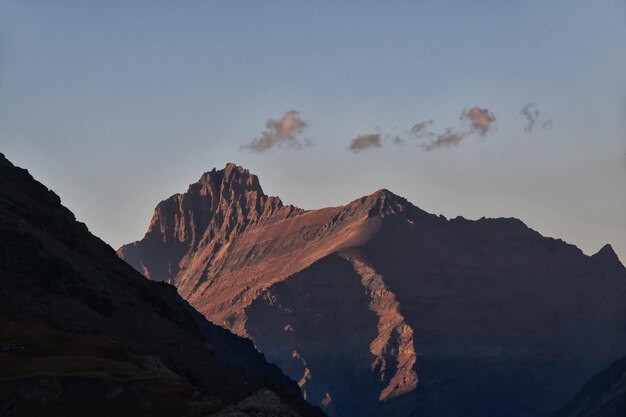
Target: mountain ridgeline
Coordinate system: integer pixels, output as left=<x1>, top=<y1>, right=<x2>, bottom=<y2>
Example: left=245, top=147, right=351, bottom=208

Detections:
left=0, top=154, right=324, bottom=417
left=119, top=163, right=626, bottom=417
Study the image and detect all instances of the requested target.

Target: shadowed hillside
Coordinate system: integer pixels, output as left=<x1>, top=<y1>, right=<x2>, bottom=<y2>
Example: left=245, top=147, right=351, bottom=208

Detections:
left=0, top=153, right=323, bottom=417
left=549, top=355, right=626, bottom=417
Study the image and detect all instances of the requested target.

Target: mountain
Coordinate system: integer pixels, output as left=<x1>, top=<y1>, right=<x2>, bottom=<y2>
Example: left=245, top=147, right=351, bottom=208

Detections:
left=0, top=154, right=323, bottom=417
left=119, top=163, right=626, bottom=417
left=549, top=355, right=626, bottom=417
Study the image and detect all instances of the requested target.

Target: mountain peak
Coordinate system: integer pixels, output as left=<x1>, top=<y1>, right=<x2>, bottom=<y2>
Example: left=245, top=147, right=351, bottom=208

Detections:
left=197, top=163, right=264, bottom=196
left=343, top=188, right=422, bottom=220
left=224, top=161, right=241, bottom=170
left=351, top=188, right=403, bottom=206
left=369, top=188, right=397, bottom=199
left=591, top=244, right=624, bottom=269
left=120, top=163, right=296, bottom=283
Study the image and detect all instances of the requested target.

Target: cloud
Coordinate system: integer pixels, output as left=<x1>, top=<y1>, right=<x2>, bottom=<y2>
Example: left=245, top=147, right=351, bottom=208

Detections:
left=389, top=119, right=433, bottom=146
left=352, top=105, right=497, bottom=152
left=416, top=106, right=496, bottom=151
left=348, top=133, right=382, bottom=153
left=520, top=103, right=553, bottom=133
left=460, top=106, right=496, bottom=136
left=410, top=119, right=433, bottom=137
left=422, top=128, right=468, bottom=151
left=242, top=110, right=311, bottom=152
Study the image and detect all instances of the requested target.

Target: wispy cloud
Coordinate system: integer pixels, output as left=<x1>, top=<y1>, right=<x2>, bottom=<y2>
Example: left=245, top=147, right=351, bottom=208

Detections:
left=406, top=106, right=497, bottom=151
left=349, top=105, right=498, bottom=153
left=391, top=120, right=434, bottom=146
left=520, top=103, right=553, bottom=133
left=410, top=119, right=433, bottom=137
left=348, top=133, right=382, bottom=153
left=422, top=128, right=468, bottom=151
left=241, top=110, right=311, bottom=152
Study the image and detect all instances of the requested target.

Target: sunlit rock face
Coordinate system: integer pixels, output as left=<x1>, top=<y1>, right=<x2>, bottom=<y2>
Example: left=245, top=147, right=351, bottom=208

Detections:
left=120, top=163, right=626, bottom=417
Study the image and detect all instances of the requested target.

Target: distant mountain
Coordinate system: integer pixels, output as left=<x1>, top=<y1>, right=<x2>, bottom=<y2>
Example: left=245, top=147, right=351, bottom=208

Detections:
left=0, top=154, right=323, bottom=417
left=550, top=354, right=626, bottom=417
left=119, top=163, right=626, bottom=417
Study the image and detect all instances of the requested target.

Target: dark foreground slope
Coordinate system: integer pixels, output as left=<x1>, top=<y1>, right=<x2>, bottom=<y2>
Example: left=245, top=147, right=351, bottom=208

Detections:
left=0, top=153, right=322, bottom=417
left=120, top=163, right=626, bottom=417
left=549, top=355, right=626, bottom=417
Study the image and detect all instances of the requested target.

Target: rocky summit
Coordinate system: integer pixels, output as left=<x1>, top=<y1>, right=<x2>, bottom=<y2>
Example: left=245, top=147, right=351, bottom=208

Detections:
left=119, top=163, right=626, bottom=417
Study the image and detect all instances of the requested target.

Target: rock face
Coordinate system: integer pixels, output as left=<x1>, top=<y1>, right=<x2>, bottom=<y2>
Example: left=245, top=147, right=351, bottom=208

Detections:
left=119, top=163, right=626, bottom=417
left=0, top=154, right=323, bottom=417
left=119, top=163, right=300, bottom=286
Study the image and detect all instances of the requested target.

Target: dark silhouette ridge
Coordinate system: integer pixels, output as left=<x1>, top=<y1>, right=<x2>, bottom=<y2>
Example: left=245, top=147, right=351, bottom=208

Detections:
left=0, top=154, right=324, bottom=417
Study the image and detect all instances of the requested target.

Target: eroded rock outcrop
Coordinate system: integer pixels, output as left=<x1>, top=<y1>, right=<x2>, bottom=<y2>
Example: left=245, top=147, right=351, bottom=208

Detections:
left=342, top=252, right=417, bottom=401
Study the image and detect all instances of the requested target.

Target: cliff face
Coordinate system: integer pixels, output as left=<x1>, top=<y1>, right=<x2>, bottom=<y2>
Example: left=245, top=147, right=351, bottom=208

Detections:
left=0, top=154, right=322, bottom=417
left=119, top=163, right=626, bottom=417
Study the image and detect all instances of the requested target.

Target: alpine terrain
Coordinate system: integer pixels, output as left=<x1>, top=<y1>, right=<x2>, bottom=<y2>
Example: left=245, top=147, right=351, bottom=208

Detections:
left=119, top=163, right=626, bottom=417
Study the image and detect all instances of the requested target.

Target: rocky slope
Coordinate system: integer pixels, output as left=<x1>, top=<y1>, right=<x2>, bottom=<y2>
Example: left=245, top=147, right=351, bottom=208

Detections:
left=0, top=154, right=323, bottom=417
left=119, top=163, right=626, bottom=417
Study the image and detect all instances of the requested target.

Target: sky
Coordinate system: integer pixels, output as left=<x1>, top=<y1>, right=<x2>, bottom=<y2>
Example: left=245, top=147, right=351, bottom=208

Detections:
left=1, top=1, right=625, bottom=262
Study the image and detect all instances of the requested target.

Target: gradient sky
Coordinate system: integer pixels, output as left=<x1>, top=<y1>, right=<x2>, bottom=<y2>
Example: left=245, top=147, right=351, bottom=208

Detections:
left=1, top=1, right=625, bottom=262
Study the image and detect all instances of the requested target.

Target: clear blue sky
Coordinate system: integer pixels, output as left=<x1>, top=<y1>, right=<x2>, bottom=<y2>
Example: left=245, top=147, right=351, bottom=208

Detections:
left=1, top=1, right=625, bottom=261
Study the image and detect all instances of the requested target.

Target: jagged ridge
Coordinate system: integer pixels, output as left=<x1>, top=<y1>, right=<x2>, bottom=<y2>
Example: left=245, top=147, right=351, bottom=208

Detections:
left=119, top=163, right=300, bottom=285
